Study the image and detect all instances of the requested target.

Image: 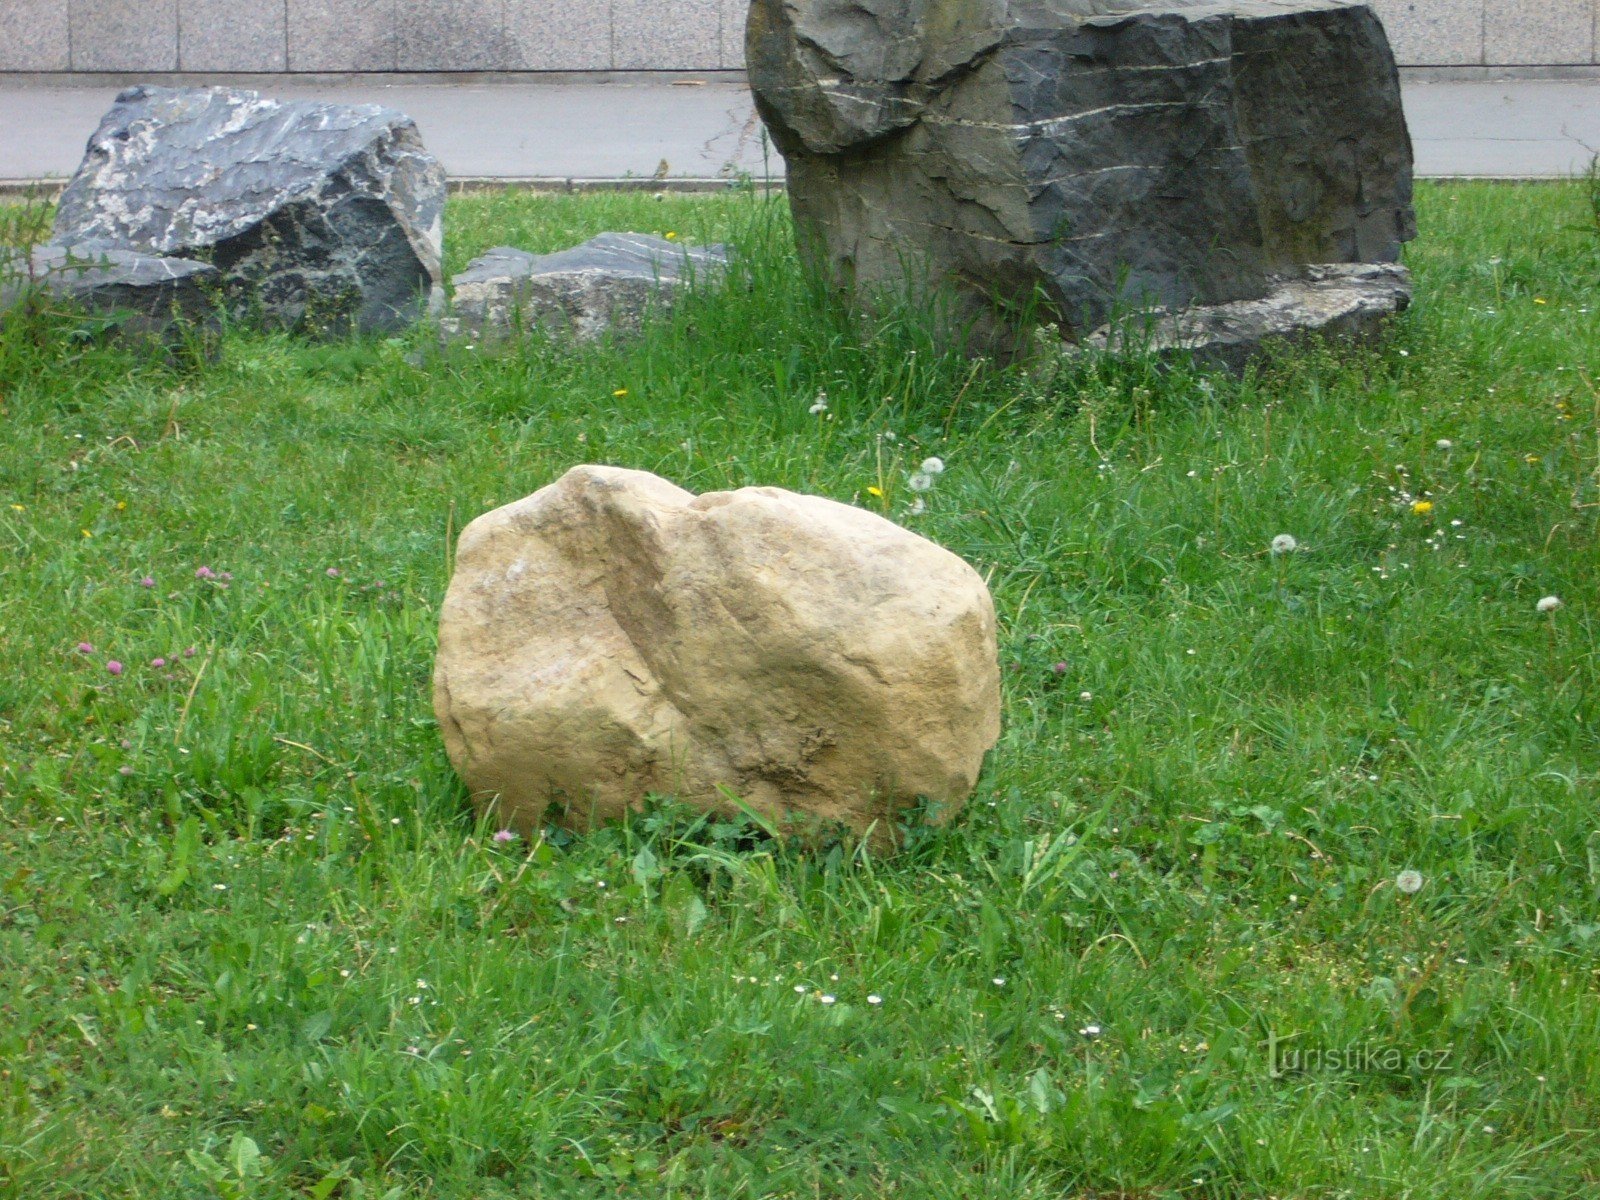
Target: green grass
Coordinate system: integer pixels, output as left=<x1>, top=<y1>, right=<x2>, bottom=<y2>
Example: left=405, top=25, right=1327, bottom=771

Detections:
left=2, top=181, right=1599, bottom=1199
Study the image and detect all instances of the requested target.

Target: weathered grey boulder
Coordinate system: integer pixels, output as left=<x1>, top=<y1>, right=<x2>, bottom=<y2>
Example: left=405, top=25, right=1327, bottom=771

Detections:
left=52, top=86, right=445, bottom=336
left=1079, top=262, right=1412, bottom=370
left=440, top=233, right=729, bottom=346
left=434, top=465, right=1001, bottom=844
left=748, top=0, right=1416, bottom=359
left=1, top=244, right=218, bottom=343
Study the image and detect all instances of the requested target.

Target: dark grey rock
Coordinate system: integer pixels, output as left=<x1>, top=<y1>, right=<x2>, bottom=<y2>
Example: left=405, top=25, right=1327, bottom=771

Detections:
left=748, top=0, right=1416, bottom=358
left=441, top=232, right=730, bottom=345
left=52, top=85, right=445, bottom=336
left=1076, top=261, right=1412, bottom=371
left=1, top=243, right=218, bottom=343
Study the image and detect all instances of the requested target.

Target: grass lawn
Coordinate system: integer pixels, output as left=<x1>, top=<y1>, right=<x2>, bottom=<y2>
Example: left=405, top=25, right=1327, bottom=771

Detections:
left=2, top=180, right=1598, bottom=1199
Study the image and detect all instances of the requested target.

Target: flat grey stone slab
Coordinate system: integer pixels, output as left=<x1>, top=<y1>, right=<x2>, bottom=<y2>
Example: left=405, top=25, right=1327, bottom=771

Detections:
left=70, top=0, right=179, bottom=71
left=0, top=0, right=69, bottom=71
left=443, top=231, right=730, bottom=344
left=1, top=243, right=218, bottom=341
left=287, top=0, right=397, bottom=71
left=1078, top=262, right=1413, bottom=371
left=52, top=85, right=446, bottom=335
left=395, top=0, right=510, bottom=72
left=179, top=0, right=288, bottom=71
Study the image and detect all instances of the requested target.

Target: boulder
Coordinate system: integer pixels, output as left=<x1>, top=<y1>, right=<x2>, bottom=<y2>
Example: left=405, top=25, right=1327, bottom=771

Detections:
left=433, top=465, right=1001, bottom=843
left=440, top=232, right=729, bottom=346
left=1078, top=261, right=1412, bottom=371
left=748, top=0, right=1416, bottom=359
left=1, top=243, right=218, bottom=343
left=52, top=85, right=445, bottom=336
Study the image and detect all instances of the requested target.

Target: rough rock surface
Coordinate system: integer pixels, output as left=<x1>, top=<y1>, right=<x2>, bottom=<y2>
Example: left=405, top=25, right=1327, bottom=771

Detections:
left=1, top=243, right=218, bottom=342
left=1079, top=262, right=1412, bottom=370
left=440, top=233, right=729, bottom=345
left=433, top=465, right=1001, bottom=842
left=748, top=0, right=1416, bottom=355
left=52, top=85, right=445, bottom=335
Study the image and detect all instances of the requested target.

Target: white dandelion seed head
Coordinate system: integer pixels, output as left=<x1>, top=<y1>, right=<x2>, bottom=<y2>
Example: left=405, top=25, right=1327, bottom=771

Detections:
left=992, top=977, right=1006, bottom=987
left=1270, top=534, right=1298, bottom=556
left=1435, top=438, right=1453, bottom=449
left=819, top=994, right=836, bottom=1005
left=920, top=456, right=945, bottom=476
left=867, top=994, right=883, bottom=1005
left=907, top=472, right=934, bottom=493
left=808, top=401, right=828, bottom=415
left=906, top=497, right=926, bottom=516
left=1537, top=595, right=1562, bottom=613
left=1395, top=869, right=1424, bottom=895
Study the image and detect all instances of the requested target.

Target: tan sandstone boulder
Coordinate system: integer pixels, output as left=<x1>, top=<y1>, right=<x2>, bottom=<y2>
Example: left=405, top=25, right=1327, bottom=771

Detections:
left=433, top=465, right=1001, bottom=843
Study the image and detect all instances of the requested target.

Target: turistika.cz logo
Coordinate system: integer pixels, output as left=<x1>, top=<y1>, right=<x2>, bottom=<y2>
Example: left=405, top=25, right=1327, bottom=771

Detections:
left=1265, top=1030, right=1455, bottom=1077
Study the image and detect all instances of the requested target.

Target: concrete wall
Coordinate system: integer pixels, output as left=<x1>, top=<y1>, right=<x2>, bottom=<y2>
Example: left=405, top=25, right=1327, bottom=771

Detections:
left=0, top=0, right=1594, bottom=72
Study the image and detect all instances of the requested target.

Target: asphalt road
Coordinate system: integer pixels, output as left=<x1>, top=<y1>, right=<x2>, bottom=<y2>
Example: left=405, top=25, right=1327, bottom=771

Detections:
left=1, top=78, right=1596, bottom=184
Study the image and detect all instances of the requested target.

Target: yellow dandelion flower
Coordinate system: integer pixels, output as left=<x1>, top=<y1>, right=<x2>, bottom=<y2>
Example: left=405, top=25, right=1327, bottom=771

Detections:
left=613, top=388, right=628, bottom=397
left=665, top=231, right=678, bottom=240
left=1533, top=297, right=1548, bottom=305
left=1525, top=454, right=1540, bottom=464
left=115, top=500, right=127, bottom=511
left=9, top=504, right=23, bottom=512
left=866, top=486, right=884, bottom=498
left=1411, top=500, right=1433, bottom=516
left=81, top=529, right=93, bottom=538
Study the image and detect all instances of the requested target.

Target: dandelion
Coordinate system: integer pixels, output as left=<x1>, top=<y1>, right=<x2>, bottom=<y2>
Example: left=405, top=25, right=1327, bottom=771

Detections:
left=1411, top=500, right=1434, bottom=516
left=613, top=388, right=628, bottom=397
left=8, top=504, right=22, bottom=512
left=992, top=976, right=1006, bottom=987
left=1435, top=439, right=1453, bottom=450
left=1270, top=533, right=1297, bottom=556
left=1395, top=869, right=1424, bottom=895
left=1537, top=595, right=1562, bottom=614
left=819, top=994, right=836, bottom=1005
left=794, top=984, right=807, bottom=994
left=867, top=994, right=883, bottom=1005
left=1079, top=691, right=1093, bottom=701
left=1080, top=1024, right=1102, bottom=1038
left=907, top=472, right=934, bottom=493
left=195, top=566, right=216, bottom=580
left=906, top=497, right=926, bottom=516
left=920, top=456, right=945, bottom=476
left=665, top=231, right=678, bottom=241
left=106, top=660, right=123, bottom=676
left=809, top=393, right=829, bottom=415
left=1524, top=454, right=1540, bottom=465
left=866, top=486, right=884, bottom=498
left=492, top=829, right=517, bottom=843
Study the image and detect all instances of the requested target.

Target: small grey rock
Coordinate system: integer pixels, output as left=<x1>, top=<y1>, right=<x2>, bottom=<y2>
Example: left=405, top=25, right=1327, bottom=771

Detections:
left=52, top=85, right=445, bottom=337
left=2, top=243, right=218, bottom=344
left=441, top=232, right=729, bottom=346
left=1077, top=262, right=1413, bottom=371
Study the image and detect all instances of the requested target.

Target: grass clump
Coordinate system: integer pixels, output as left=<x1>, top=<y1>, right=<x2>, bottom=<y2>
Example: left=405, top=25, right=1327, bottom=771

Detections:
left=1, top=182, right=1599, bottom=1198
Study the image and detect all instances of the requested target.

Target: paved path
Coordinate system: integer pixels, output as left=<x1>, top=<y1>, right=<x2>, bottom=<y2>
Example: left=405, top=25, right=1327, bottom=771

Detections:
left=1, top=78, right=1597, bottom=184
